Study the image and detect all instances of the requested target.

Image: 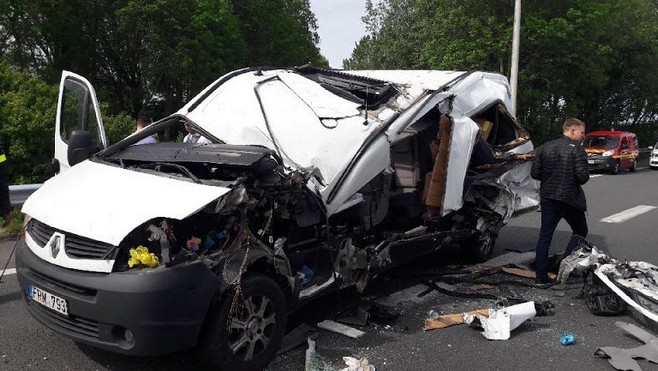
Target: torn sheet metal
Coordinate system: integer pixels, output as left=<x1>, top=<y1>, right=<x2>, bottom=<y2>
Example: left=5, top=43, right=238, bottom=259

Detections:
left=463, top=301, right=536, bottom=340
left=595, top=321, right=658, bottom=371
left=558, top=240, right=658, bottom=323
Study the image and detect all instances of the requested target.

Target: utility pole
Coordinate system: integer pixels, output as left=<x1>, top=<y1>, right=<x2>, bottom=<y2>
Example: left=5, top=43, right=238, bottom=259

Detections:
left=510, top=0, right=521, bottom=115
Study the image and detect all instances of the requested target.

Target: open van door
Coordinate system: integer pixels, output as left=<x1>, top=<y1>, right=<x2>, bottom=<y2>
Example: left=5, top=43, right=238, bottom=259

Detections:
left=53, top=71, right=108, bottom=174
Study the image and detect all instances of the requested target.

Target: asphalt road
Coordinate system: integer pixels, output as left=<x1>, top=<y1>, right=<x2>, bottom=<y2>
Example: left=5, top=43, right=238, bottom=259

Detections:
left=1, top=166, right=658, bottom=371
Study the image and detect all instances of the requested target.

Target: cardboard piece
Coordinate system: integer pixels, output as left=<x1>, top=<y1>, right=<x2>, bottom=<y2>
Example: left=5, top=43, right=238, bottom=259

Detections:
left=424, top=309, right=490, bottom=331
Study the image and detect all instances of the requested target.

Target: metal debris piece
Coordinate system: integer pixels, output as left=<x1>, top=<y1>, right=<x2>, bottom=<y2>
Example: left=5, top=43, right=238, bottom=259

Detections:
left=317, top=320, right=365, bottom=339
left=594, top=321, right=658, bottom=371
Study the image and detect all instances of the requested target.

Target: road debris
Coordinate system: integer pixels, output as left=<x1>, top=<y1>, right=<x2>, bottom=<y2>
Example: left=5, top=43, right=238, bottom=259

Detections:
left=501, top=266, right=556, bottom=280
left=559, top=238, right=658, bottom=323
left=595, top=321, right=658, bottom=371
left=560, top=333, right=575, bottom=346
left=463, top=301, right=536, bottom=340
left=317, top=320, right=365, bottom=338
left=278, top=323, right=318, bottom=355
left=305, top=338, right=317, bottom=371
left=424, top=308, right=490, bottom=331
left=340, top=356, right=376, bottom=371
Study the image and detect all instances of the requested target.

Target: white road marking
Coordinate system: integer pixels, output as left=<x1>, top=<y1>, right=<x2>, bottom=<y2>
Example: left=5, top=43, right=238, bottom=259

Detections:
left=590, top=174, right=603, bottom=178
left=600, top=205, right=657, bottom=223
left=1, top=268, right=16, bottom=276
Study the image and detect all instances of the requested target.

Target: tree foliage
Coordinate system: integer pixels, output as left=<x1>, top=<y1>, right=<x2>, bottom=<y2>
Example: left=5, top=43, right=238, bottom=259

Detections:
left=1, top=0, right=324, bottom=119
left=0, top=0, right=326, bottom=183
left=346, top=0, right=658, bottom=145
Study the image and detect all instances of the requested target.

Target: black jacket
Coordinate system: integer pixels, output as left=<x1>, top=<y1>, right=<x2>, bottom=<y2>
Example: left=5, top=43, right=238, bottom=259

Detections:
left=531, top=136, right=589, bottom=211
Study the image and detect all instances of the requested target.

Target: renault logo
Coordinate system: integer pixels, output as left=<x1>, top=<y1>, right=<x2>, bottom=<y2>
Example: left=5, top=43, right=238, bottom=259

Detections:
left=47, top=232, right=65, bottom=259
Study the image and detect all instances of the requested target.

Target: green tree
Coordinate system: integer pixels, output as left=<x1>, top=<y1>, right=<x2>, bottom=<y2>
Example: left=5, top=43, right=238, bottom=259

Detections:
left=1, top=0, right=247, bottom=118
left=0, top=62, right=57, bottom=183
left=346, top=0, right=658, bottom=145
left=229, top=0, right=327, bottom=67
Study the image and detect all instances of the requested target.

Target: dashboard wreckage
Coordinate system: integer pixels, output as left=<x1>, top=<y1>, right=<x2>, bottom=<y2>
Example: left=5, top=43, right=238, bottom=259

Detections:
left=17, top=67, right=539, bottom=369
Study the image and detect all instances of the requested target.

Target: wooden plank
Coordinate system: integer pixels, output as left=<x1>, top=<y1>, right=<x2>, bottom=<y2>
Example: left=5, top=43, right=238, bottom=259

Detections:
left=423, top=308, right=490, bottom=331
left=502, top=267, right=557, bottom=280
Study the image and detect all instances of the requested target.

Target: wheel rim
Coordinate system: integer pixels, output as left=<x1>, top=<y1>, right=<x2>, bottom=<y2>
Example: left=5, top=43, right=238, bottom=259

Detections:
left=227, top=294, right=277, bottom=361
left=479, top=231, right=494, bottom=257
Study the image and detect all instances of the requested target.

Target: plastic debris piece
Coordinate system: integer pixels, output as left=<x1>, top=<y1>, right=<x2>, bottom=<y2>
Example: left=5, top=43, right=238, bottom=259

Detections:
left=463, top=301, right=536, bottom=340
left=127, top=246, right=159, bottom=268
left=341, top=356, right=375, bottom=371
left=317, top=320, right=365, bottom=338
left=428, top=310, right=439, bottom=319
left=561, top=333, right=575, bottom=345
left=186, top=236, right=201, bottom=252
left=299, top=265, right=314, bottom=286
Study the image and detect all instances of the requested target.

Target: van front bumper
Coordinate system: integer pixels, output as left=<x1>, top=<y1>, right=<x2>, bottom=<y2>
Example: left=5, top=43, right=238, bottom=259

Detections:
left=587, top=156, right=615, bottom=171
left=16, top=240, right=221, bottom=356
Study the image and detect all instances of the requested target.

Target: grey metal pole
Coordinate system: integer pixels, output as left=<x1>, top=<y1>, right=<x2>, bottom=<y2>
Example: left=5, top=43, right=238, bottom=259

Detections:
left=510, top=0, right=521, bottom=115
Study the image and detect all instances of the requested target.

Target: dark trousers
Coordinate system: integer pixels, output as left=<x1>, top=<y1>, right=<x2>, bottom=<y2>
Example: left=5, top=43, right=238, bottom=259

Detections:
left=535, top=198, right=588, bottom=279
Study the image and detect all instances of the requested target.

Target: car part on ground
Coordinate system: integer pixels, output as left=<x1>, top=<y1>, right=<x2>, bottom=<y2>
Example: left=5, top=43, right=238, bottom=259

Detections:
left=558, top=238, right=658, bottom=323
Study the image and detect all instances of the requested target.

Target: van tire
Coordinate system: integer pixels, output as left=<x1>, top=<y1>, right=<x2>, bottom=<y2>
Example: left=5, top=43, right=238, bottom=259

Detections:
left=465, top=230, right=497, bottom=263
left=610, top=160, right=620, bottom=175
left=201, top=274, right=287, bottom=371
left=629, top=159, right=637, bottom=172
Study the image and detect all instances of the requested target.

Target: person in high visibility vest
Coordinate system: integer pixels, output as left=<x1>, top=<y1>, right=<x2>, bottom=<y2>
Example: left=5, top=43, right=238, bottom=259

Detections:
left=0, top=143, right=10, bottom=227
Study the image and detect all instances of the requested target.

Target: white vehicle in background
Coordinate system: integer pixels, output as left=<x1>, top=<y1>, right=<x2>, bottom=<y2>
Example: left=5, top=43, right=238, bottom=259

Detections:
left=650, top=142, right=658, bottom=169
left=16, top=66, right=538, bottom=369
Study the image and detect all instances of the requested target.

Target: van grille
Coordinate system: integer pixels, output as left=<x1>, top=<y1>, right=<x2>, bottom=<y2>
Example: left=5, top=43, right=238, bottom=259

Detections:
left=27, top=219, right=118, bottom=260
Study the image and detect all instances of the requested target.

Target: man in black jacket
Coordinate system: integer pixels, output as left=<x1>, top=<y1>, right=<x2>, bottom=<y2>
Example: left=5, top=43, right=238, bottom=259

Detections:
left=531, top=118, right=589, bottom=285
left=0, top=143, right=10, bottom=227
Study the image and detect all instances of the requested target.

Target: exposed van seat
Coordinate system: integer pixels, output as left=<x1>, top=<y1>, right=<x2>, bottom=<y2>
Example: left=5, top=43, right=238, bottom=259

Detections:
left=391, top=135, right=420, bottom=189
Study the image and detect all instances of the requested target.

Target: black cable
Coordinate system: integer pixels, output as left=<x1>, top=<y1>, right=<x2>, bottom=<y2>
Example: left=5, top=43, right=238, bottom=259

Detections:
left=0, top=226, right=26, bottom=283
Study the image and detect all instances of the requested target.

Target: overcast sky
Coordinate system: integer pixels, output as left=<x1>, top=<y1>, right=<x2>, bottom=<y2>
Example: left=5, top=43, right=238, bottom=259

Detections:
left=309, top=0, right=369, bottom=68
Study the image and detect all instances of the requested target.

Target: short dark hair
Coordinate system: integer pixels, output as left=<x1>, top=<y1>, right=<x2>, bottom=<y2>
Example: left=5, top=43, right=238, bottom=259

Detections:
left=563, top=117, right=585, bottom=132
left=136, top=116, right=151, bottom=129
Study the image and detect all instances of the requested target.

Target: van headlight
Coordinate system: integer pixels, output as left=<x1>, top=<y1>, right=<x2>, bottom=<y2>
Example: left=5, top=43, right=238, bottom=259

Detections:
left=602, top=150, right=614, bottom=157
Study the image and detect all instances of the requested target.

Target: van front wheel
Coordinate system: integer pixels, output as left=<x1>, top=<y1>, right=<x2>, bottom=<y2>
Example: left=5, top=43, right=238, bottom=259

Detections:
left=610, top=160, right=620, bottom=175
left=629, top=159, right=637, bottom=172
left=202, top=274, right=287, bottom=371
left=465, top=230, right=497, bottom=263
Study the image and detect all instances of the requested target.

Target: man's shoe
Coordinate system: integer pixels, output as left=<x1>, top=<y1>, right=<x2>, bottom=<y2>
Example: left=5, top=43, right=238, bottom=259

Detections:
left=535, top=276, right=555, bottom=288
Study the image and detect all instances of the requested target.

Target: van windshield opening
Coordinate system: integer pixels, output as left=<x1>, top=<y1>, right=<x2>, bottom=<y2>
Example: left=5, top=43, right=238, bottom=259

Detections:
left=584, top=136, right=619, bottom=149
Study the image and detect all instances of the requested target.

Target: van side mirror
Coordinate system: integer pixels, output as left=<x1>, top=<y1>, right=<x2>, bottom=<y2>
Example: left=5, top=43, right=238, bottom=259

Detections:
left=68, top=130, right=94, bottom=166
left=650, top=146, right=654, bottom=150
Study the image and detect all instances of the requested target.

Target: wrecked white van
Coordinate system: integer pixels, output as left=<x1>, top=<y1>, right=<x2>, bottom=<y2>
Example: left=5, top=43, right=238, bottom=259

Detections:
left=16, top=67, right=538, bottom=369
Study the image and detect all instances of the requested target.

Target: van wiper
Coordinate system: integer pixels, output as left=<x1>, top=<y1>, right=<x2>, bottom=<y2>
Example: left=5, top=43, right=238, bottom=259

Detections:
left=133, top=162, right=202, bottom=184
